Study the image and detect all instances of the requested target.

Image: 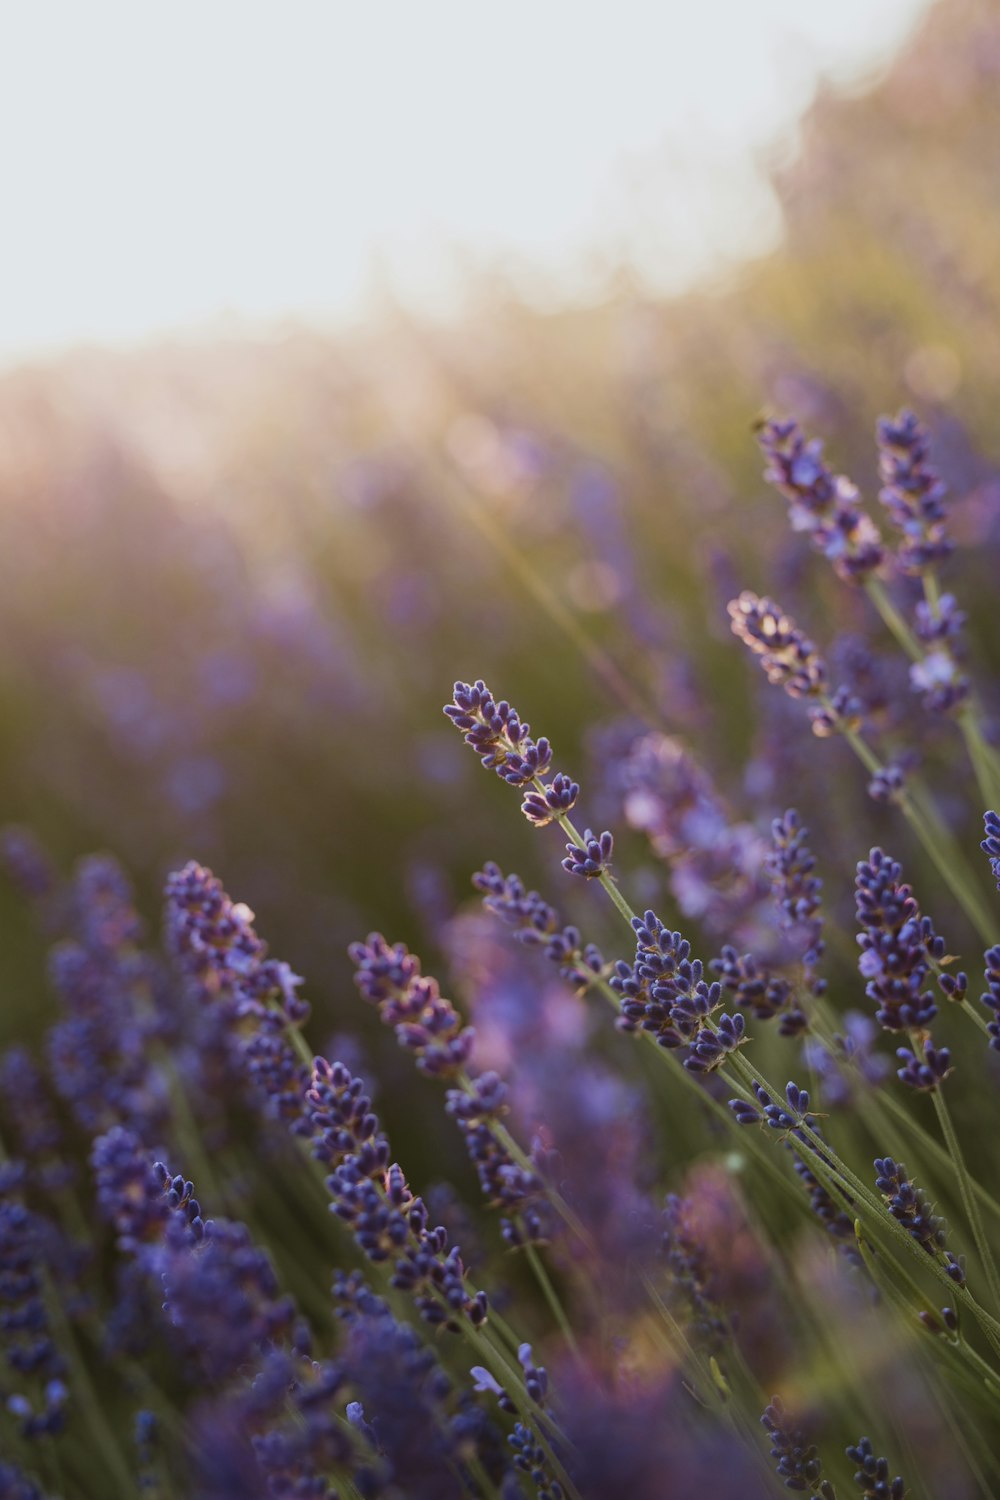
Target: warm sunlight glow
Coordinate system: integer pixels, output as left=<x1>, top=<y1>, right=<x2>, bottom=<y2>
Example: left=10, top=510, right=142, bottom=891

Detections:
left=0, top=0, right=928, bottom=362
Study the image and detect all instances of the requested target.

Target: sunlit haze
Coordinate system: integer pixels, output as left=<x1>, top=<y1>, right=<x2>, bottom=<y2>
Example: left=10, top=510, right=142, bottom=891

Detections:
left=1, top=0, right=929, bottom=362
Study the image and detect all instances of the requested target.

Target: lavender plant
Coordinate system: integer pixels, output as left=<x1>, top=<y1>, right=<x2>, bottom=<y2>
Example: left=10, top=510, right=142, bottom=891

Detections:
left=3, top=399, right=1000, bottom=1500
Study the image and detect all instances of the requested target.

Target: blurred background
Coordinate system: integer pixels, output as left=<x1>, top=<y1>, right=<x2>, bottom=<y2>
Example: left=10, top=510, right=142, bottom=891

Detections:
left=3, top=0, right=999, bottom=1124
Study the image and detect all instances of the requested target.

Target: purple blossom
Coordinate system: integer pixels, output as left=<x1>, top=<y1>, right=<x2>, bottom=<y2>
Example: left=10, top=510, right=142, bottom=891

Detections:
left=895, top=1037, right=952, bottom=1093
left=472, top=863, right=604, bottom=991
left=730, top=1080, right=816, bottom=1139
left=874, top=1157, right=964, bottom=1281
left=711, top=947, right=805, bottom=1034
left=760, top=1395, right=825, bottom=1493
left=876, top=409, right=952, bottom=575
left=521, top=772, right=580, bottom=827
left=164, top=861, right=311, bottom=1124
left=444, top=680, right=553, bottom=786
left=855, top=849, right=943, bottom=1033
left=758, top=417, right=884, bottom=581
left=0, top=1176, right=69, bottom=1439
left=728, top=593, right=861, bottom=738
left=348, top=933, right=475, bottom=1078
left=611, top=910, right=721, bottom=1056
left=846, top=1435, right=907, bottom=1498
left=979, top=945, right=1000, bottom=1051
left=600, top=729, right=775, bottom=948
left=981, top=810, right=1000, bottom=892
left=561, top=828, right=614, bottom=879
left=766, top=810, right=826, bottom=997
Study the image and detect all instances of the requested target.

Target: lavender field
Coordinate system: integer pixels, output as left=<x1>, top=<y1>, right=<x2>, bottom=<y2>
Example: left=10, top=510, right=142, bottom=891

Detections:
left=2, top=2, right=1000, bottom=1496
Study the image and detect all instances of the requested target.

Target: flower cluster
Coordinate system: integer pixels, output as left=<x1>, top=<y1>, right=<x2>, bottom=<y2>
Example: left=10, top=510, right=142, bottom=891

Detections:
left=472, top=862, right=605, bottom=991
left=846, top=1435, right=907, bottom=1498
left=876, top=409, right=952, bottom=576
left=766, top=809, right=826, bottom=997
left=445, top=681, right=616, bottom=881
left=610, top=910, right=743, bottom=1071
left=757, top=417, right=884, bottom=581
left=982, top=810, right=1000, bottom=892
left=760, top=1395, right=828, bottom=1494
left=165, top=861, right=311, bottom=1124
left=711, top=946, right=803, bottom=1034
left=4, top=370, right=1000, bottom=1496
left=730, top=1080, right=816, bottom=1139
left=347, top=932, right=553, bottom=1246
left=444, top=679, right=553, bottom=786
left=599, top=728, right=775, bottom=946
left=873, top=1157, right=965, bottom=1284
left=444, top=1073, right=551, bottom=1247
left=349, top=932, right=475, bottom=1077
left=561, top=827, right=613, bottom=879
left=521, top=772, right=580, bottom=827
left=981, top=946, right=1000, bottom=1052
left=0, top=1173, right=69, bottom=1440
left=909, top=594, right=969, bottom=714
left=727, top=592, right=861, bottom=737
left=855, top=849, right=943, bottom=1035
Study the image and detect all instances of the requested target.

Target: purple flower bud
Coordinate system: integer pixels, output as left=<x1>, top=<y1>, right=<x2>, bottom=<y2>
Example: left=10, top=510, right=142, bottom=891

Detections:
left=561, top=829, right=613, bottom=879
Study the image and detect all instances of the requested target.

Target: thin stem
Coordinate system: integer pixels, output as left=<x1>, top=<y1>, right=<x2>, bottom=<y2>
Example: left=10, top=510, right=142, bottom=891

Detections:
left=440, top=466, right=658, bottom=729
left=930, top=1083, right=1000, bottom=1319
left=865, top=577, right=923, bottom=659
left=866, top=574, right=1000, bottom=815
left=837, top=720, right=995, bottom=942
left=523, top=1241, right=583, bottom=1363
left=45, top=1282, right=134, bottom=1498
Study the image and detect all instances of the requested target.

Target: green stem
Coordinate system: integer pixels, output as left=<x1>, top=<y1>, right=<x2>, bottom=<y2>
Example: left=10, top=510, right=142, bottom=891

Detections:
left=838, top=720, right=995, bottom=942
left=441, top=466, right=657, bottom=728
left=45, top=1287, right=134, bottom=1498
left=523, top=1241, right=583, bottom=1362
left=930, top=1082, right=1000, bottom=1320
left=866, top=574, right=1000, bottom=816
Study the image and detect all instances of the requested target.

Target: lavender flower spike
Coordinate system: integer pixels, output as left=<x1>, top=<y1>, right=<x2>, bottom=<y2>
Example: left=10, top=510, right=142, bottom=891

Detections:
left=876, top=408, right=952, bottom=576
left=855, top=849, right=941, bottom=1033
left=979, top=946, right=1000, bottom=1052
left=981, top=811, right=1000, bottom=892
left=472, top=862, right=605, bottom=992
left=727, top=592, right=861, bottom=738
left=874, top=1157, right=965, bottom=1285
left=443, top=679, right=553, bottom=786
left=760, top=1395, right=830, bottom=1495
left=758, top=416, right=884, bottom=582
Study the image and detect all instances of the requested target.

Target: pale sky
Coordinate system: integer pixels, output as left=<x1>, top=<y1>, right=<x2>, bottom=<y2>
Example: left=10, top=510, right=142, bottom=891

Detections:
left=0, top=0, right=930, bottom=362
